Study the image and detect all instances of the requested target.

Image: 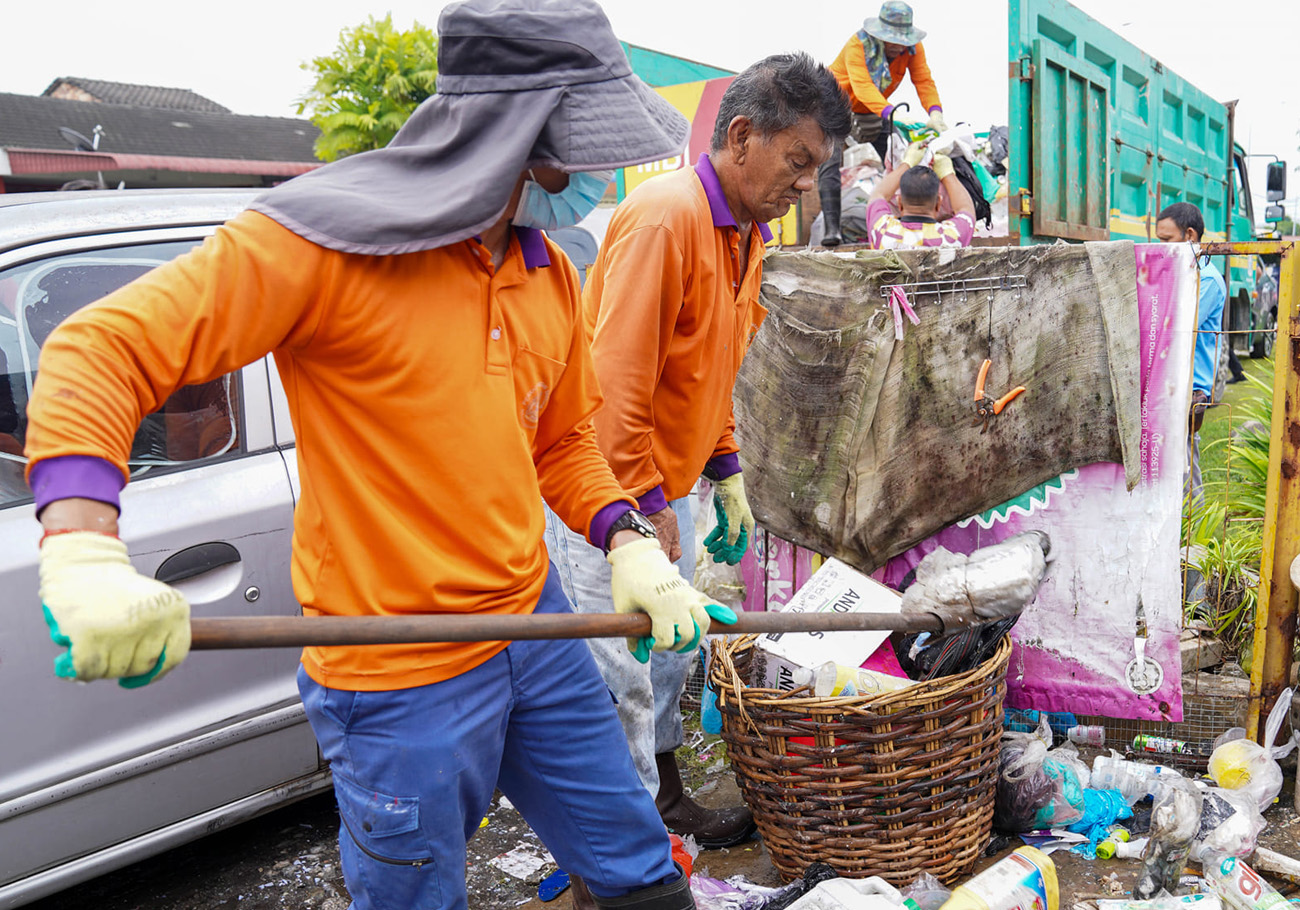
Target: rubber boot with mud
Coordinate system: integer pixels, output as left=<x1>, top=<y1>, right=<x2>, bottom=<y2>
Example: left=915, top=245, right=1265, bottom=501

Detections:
left=570, top=874, right=598, bottom=910
left=817, top=165, right=843, bottom=248
left=654, top=751, right=755, bottom=849
left=593, top=866, right=695, bottom=909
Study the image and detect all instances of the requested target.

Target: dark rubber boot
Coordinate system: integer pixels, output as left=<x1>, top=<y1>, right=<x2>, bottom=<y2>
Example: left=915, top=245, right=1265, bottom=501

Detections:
left=817, top=165, right=843, bottom=248
left=570, top=874, right=598, bottom=910
left=654, top=752, right=755, bottom=849
left=593, top=866, right=695, bottom=909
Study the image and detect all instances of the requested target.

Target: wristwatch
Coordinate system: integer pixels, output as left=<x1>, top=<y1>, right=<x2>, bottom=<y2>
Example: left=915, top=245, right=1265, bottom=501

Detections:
left=604, top=508, right=658, bottom=553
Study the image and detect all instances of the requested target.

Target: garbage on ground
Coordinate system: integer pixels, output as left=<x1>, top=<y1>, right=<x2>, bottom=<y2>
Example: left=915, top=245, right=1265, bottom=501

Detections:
left=1091, top=753, right=1184, bottom=805
left=1249, top=847, right=1300, bottom=885
left=1065, top=787, right=1133, bottom=845
left=900, top=872, right=952, bottom=910
left=783, top=876, right=903, bottom=910
left=1096, top=836, right=1147, bottom=861
left=1201, top=854, right=1288, bottom=910
left=1095, top=896, right=1222, bottom=910
left=1134, top=777, right=1203, bottom=899
left=995, top=732, right=1087, bottom=830
left=1187, top=789, right=1264, bottom=863
left=1207, top=687, right=1296, bottom=812
left=688, top=873, right=793, bottom=910
left=670, top=833, right=697, bottom=878
left=755, top=863, right=841, bottom=910
left=938, top=846, right=1058, bottom=910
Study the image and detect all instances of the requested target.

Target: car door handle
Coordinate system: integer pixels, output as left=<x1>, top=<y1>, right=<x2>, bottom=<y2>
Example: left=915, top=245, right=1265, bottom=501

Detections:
left=155, top=542, right=242, bottom=585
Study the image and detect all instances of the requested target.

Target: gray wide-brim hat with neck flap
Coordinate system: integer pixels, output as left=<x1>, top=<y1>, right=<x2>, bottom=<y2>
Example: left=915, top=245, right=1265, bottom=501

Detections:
left=863, top=1, right=926, bottom=45
left=251, top=0, right=690, bottom=256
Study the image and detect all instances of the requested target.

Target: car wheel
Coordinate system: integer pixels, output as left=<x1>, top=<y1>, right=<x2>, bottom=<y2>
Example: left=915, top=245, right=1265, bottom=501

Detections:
left=1252, top=309, right=1277, bottom=359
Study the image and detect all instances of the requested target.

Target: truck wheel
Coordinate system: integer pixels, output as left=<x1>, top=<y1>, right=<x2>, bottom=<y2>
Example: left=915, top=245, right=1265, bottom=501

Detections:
left=1252, top=309, right=1276, bottom=359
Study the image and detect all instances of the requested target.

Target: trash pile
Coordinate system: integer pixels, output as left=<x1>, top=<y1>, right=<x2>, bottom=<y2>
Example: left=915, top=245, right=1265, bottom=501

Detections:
left=808, top=121, right=1010, bottom=247
left=739, top=531, right=1051, bottom=698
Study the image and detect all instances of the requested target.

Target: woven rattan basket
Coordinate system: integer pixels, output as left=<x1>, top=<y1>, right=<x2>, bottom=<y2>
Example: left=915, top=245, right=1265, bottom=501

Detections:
left=707, top=634, right=1011, bottom=886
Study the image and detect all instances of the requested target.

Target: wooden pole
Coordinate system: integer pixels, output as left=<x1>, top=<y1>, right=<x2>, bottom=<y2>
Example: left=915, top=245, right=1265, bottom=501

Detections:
left=190, top=610, right=945, bottom=650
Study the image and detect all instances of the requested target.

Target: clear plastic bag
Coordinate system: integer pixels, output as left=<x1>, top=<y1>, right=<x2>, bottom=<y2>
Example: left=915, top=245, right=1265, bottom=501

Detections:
left=1135, top=777, right=1204, bottom=900
left=994, top=730, right=1086, bottom=830
left=1190, top=787, right=1266, bottom=863
left=1208, top=687, right=1295, bottom=812
left=900, top=872, right=951, bottom=910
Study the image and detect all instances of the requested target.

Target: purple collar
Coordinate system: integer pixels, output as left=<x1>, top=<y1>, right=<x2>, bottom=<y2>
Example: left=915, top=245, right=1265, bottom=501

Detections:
left=515, top=226, right=551, bottom=269
left=694, top=155, right=774, bottom=244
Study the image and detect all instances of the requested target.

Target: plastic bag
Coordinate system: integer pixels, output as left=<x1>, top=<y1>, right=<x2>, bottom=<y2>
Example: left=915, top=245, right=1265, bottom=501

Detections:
left=900, top=872, right=951, bottom=910
left=1208, top=687, right=1295, bottom=812
left=760, top=864, right=840, bottom=910
left=690, top=874, right=789, bottom=910
left=994, top=731, right=1086, bottom=831
left=1135, top=777, right=1203, bottom=900
left=784, top=877, right=903, bottom=910
left=1189, top=787, right=1266, bottom=863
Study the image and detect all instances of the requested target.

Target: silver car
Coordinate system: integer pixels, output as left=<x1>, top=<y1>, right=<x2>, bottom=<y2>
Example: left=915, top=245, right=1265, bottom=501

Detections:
left=0, top=190, right=330, bottom=908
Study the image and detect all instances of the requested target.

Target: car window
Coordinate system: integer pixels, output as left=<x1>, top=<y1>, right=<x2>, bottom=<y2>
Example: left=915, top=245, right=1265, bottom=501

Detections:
left=0, top=241, right=246, bottom=508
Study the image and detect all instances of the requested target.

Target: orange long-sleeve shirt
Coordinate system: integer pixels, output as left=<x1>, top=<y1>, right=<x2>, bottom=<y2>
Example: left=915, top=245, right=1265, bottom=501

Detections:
left=25, top=210, right=633, bottom=690
left=583, top=156, right=768, bottom=510
left=830, top=35, right=942, bottom=117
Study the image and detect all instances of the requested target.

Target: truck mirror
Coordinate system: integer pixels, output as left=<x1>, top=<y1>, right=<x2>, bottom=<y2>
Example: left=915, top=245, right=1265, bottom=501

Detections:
left=1267, top=161, right=1287, bottom=201
left=1265, top=203, right=1285, bottom=223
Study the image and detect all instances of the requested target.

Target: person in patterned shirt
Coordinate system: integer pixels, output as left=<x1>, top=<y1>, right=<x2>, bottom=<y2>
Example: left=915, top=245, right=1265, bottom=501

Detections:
left=865, top=142, right=975, bottom=250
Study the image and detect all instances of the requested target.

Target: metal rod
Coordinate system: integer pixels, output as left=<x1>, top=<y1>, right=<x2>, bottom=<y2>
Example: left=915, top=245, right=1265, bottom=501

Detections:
left=190, top=611, right=944, bottom=650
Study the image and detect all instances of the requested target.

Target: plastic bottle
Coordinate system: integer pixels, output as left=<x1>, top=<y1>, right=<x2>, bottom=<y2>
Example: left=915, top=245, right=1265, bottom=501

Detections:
left=1097, top=837, right=1147, bottom=860
left=1068, top=725, right=1106, bottom=747
left=1202, top=854, right=1289, bottom=910
left=1133, top=734, right=1212, bottom=757
left=791, top=661, right=915, bottom=697
left=938, top=846, right=1058, bottom=910
left=1091, top=754, right=1183, bottom=804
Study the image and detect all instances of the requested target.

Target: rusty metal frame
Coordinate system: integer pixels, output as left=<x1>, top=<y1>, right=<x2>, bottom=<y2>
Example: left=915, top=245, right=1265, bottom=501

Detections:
left=1200, top=239, right=1297, bottom=741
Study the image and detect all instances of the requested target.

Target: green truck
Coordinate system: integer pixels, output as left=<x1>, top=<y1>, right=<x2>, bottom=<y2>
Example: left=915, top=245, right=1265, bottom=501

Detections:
left=1009, top=0, right=1284, bottom=357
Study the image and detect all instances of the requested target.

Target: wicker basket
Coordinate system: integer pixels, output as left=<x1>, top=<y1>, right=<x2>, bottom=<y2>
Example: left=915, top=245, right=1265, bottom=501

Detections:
left=707, top=634, right=1011, bottom=886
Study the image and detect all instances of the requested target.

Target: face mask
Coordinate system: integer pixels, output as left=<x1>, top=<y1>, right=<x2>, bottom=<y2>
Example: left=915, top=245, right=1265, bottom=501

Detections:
left=513, top=170, right=614, bottom=230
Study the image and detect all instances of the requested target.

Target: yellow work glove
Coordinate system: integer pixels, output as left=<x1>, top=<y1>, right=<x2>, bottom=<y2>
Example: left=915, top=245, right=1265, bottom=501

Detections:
left=607, top=537, right=736, bottom=663
left=931, top=152, right=955, bottom=181
left=926, top=109, right=949, bottom=133
left=40, top=531, right=191, bottom=687
left=902, top=140, right=928, bottom=168
left=704, top=473, right=757, bottom=565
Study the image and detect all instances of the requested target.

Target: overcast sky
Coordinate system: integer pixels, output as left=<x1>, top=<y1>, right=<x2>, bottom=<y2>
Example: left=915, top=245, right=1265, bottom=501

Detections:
left=4, top=1, right=1297, bottom=215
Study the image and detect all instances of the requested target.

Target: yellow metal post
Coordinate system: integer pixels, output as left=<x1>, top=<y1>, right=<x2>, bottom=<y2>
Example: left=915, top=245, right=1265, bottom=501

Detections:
left=1242, top=239, right=1300, bottom=740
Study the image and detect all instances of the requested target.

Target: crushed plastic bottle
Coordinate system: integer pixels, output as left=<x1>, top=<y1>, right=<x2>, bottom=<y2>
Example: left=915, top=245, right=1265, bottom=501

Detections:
left=1091, top=753, right=1183, bottom=804
left=1202, top=854, right=1289, bottom=910
left=1134, top=777, right=1203, bottom=900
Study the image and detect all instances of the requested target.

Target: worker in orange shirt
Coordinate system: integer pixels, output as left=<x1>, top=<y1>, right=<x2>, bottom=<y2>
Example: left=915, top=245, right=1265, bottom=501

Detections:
left=24, top=2, right=732, bottom=908
left=819, top=1, right=947, bottom=246
left=542, top=52, right=850, bottom=895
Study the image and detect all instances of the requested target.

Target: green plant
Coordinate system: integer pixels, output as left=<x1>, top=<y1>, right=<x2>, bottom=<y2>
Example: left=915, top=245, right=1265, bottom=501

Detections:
left=297, top=15, right=437, bottom=162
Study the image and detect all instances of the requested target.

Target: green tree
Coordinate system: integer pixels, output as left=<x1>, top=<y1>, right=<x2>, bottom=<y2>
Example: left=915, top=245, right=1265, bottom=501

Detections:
left=297, top=15, right=437, bottom=162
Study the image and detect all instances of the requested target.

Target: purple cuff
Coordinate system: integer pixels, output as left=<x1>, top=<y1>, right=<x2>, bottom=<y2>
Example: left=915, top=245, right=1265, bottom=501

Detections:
left=706, top=453, right=742, bottom=481
left=29, top=455, right=125, bottom=515
left=928, top=105, right=943, bottom=114
left=880, top=105, right=894, bottom=121
left=588, top=501, right=634, bottom=552
left=637, top=485, right=668, bottom=515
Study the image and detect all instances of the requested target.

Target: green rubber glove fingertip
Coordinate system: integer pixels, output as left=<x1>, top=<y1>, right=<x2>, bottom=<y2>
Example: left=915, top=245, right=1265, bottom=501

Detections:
left=53, top=651, right=76, bottom=680
left=41, top=604, right=71, bottom=647
left=677, top=620, right=702, bottom=654
left=119, top=648, right=168, bottom=689
left=706, top=602, right=739, bottom=625
left=632, top=637, right=653, bottom=664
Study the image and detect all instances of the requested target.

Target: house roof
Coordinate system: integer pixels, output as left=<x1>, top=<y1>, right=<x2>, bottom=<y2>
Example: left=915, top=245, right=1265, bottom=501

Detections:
left=43, top=77, right=231, bottom=113
left=0, top=92, right=319, bottom=163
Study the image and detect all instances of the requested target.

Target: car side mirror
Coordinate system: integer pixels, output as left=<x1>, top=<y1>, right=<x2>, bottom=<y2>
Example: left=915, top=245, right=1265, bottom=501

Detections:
left=1265, top=203, right=1286, bottom=223
left=1267, top=161, right=1287, bottom=202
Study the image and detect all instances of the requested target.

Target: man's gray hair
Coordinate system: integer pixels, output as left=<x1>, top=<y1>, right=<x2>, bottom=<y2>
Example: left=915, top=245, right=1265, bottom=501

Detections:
left=709, top=52, right=851, bottom=154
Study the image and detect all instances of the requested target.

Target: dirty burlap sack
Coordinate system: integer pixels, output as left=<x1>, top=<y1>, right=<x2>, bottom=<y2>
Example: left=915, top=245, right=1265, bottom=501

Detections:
left=735, top=242, right=1141, bottom=571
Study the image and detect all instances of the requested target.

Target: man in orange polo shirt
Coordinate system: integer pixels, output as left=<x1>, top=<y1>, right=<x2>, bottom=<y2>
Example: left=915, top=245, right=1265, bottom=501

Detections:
left=819, top=1, right=947, bottom=246
left=24, top=2, right=731, bottom=908
left=543, top=53, right=851, bottom=861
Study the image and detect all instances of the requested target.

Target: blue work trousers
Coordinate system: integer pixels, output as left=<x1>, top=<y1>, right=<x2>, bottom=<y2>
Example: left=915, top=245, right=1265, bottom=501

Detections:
left=297, top=567, right=678, bottom=910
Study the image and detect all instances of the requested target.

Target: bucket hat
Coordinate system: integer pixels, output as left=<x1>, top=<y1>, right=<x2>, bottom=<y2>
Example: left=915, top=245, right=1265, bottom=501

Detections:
left=252, top=0, right=689, bottom=256
left=863, top=1, right=926, bottom=45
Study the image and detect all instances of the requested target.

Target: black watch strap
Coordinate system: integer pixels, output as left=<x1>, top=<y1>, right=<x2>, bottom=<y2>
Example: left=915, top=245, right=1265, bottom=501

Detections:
left=604, top=508, right=657, bottom=553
